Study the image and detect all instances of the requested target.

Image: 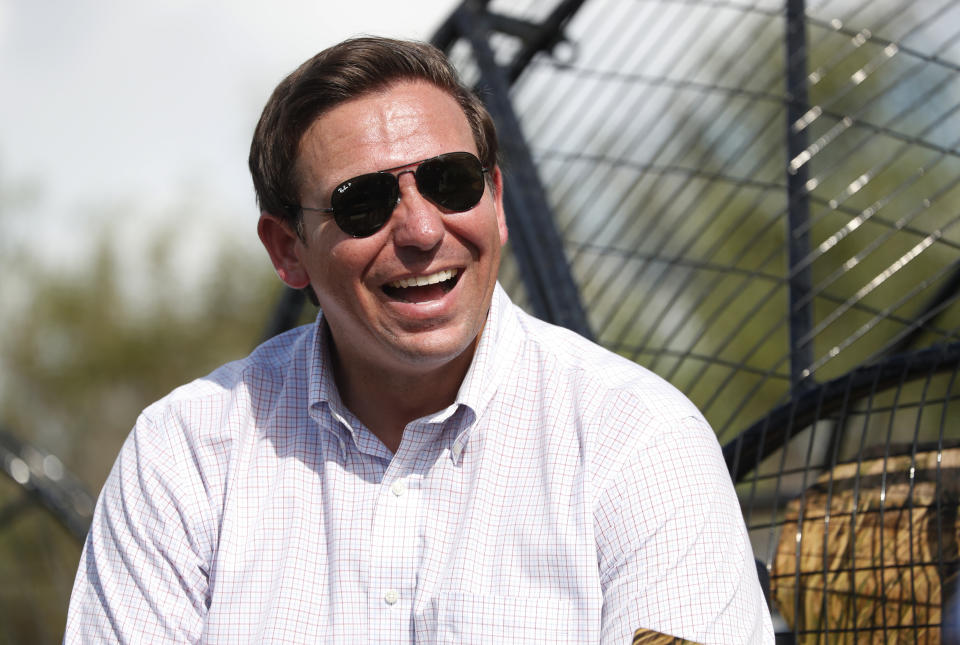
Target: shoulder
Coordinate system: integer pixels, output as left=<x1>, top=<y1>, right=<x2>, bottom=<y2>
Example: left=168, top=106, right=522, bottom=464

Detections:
left=107, top=323, right=319, bottom=529
left=508, top=304, right=704, bottom=429
left=137, top=323, right=316, bottom=448
left=499, top=302, right=714, bottom=479
left=151, top=324, right=313, bottom=408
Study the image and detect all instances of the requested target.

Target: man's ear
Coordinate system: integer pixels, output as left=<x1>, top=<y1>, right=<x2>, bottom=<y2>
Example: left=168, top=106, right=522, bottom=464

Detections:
left=257, top=212, right=310, bottom=289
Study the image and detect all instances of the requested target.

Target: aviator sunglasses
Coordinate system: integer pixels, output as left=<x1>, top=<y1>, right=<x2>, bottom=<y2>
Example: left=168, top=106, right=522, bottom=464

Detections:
left=296, top=151, right=489, bottom=238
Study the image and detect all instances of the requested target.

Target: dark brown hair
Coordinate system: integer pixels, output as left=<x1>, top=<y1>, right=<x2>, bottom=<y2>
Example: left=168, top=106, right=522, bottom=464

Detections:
left=249, top=36, right=498, bottom=227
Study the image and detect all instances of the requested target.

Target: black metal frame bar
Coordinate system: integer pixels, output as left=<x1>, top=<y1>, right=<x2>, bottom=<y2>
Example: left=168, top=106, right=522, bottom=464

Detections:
left=435, top=0, right=594, bottom=339
left=446, top=4, right=593, bottom=337
left=722, top=340, right=960, bottom=482
left=785, top=0, right=815, bottom=393
left=0, top=427, right=93, bottom=541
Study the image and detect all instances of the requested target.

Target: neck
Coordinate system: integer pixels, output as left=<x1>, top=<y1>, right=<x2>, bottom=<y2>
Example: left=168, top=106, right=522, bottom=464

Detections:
left=329, top=336, right=477, bottom=454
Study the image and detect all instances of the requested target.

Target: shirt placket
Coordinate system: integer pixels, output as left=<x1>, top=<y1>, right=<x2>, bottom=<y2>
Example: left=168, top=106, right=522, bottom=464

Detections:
left=367, top=438, right=425, bottom=643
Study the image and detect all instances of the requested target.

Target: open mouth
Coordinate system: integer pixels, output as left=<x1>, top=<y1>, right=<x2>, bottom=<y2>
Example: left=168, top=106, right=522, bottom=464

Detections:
left=382, top=268, right=461, bottom=303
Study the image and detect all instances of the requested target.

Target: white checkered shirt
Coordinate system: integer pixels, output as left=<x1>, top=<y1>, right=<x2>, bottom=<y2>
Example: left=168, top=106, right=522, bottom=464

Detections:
left=65, top=283, right=773, bottom=644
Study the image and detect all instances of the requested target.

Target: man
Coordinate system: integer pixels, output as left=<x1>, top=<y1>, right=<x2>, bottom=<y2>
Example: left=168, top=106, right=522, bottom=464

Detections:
left=65, top=37, right=773, bottom=643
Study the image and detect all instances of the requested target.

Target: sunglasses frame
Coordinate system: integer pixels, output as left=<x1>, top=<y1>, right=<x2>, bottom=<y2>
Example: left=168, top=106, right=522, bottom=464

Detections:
left=293, top=151, right=489, bottom=238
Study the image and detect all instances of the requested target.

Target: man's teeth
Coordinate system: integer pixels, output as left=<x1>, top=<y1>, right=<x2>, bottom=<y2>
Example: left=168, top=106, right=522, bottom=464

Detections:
left=388, top=269, right=457, bottom=289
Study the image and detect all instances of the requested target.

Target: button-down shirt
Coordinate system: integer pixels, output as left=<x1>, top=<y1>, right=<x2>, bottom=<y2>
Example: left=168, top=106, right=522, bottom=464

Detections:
left=65, top=283, right=773, bottom=643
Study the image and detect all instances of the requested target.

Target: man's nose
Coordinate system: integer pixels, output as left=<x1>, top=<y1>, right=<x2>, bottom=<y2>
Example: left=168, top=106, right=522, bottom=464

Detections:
left=390, top=171, right=444, bottom=249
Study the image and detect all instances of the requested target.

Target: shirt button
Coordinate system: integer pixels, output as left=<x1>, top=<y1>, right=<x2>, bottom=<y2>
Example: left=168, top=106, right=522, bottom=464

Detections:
left=452, top=443, right=463, bottom=459
left=384, top=590, right=399, bottom=605
left=390, top=481, right=407, bottom=497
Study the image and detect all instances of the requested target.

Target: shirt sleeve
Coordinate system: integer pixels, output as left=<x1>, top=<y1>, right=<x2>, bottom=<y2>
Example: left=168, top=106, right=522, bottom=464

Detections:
left=594, top=415, right=774, bottom=644
left=64, top=413, right=211, bottom=644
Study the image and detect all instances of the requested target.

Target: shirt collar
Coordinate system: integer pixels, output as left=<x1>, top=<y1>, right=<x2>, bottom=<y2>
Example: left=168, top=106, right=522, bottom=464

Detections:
left=453, top=282, right=520, bottom=416
left=307, top=318, right=383, bottom=457
left=307, top=317, right=342, bottom=413
left=442, top=283, right=523, bottom=461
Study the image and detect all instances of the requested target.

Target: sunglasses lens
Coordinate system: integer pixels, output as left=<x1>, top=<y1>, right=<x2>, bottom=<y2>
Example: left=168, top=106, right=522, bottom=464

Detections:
left=330, top=173, right=399, bottom=237
left=416, top=152, right=485, bottom=212
left=326, top=153, right=486, bottom=237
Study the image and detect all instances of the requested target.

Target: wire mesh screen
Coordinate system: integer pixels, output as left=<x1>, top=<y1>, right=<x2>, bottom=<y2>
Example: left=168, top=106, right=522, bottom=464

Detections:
left=496, top=0, right=960, bottom=438
left=443, top=0, right=960, bottom=640
left=732, top=357, right=960, bottom=641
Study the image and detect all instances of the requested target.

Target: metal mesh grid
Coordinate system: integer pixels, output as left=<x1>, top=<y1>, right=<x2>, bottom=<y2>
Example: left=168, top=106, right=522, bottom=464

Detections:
left=734, top=360, right=960, bottom=641
left=497, top=0, right=960, bottom=439
left=443, top=0, right=960, bottom=639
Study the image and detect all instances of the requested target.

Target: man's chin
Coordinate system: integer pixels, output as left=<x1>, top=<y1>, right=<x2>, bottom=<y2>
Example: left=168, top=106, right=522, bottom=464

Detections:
left=381, top=327, right=481, bottom=372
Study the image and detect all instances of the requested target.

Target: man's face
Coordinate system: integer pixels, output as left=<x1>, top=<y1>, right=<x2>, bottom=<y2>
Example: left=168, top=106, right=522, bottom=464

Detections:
left=261, top=81, right=507, bottom=379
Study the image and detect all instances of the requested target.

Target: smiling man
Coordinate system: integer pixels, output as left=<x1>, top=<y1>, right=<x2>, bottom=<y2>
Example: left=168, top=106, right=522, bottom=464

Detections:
left=65, top=38, right=774, bottom=643
left=257, top=79, right=506, bottom=454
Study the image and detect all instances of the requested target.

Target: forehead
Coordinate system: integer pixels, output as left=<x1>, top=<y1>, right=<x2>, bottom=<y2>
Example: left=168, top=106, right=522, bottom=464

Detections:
left=296, top=81, right=476, bottom=193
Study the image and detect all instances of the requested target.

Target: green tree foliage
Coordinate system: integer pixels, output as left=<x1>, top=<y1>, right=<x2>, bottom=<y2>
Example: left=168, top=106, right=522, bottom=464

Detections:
left=2, top=235, right=282, bottom=488
left=0, top=218, right=296, bottom=642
